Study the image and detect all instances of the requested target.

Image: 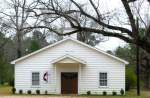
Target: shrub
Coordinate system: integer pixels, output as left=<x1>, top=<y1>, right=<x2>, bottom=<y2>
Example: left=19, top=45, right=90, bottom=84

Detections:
left=19, top=90, right=23, bottom=94
left=87, top=91, right=91, bottom=95
left=112, top=91, right=117, bottom=96
left=120, top=89, right=124, bottom=95
left=36, top=90, right=40, bottom=94
left=126, top=67, right=137, bottom=91
left=45, top=90, right=48, bottom=95
left=27, top=90, right=31, bottom=94
left=12, top=87, right=16, bottom=94
left=102, top=91, right=107, bottom=96
left=9, top=79, right=14, bottom=87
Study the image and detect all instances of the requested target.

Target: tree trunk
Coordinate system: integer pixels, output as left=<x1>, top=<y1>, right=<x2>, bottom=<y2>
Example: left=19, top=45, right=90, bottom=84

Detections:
left=145, top=72, right=150, bottom=89
left=145, top=58, right=150, bottom=89
left=16, top=31, right=22, bottom=58
left=136, top=44, right=140, bottom=96
left=77, top=32, right=86, bottom=43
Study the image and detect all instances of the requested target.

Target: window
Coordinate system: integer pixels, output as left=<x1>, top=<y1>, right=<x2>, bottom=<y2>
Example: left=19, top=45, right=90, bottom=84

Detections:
left=99, top=72, right=107, bottom=86
left=32, top=72, right=40, bottom=86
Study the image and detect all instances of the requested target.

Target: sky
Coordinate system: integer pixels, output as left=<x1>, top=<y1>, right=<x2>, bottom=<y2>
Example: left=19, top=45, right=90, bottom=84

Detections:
left=96, top=37, right=126, bottom=51
left=76, top=0, right=128, bottom=51
left=1, top=0, right=148, bottom=51
left=0, top=0, right=128, bottom=51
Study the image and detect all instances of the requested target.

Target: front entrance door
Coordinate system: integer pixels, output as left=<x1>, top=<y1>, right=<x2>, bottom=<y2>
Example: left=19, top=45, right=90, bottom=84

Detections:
left=61, top=72, right=78, bottom=94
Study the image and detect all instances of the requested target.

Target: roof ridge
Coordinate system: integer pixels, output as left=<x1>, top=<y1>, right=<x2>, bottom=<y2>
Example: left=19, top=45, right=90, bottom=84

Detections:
left=11, top=37, right=128, bottom=64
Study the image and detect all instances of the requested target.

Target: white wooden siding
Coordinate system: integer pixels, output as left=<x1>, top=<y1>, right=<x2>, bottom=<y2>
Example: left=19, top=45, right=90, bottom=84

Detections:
left=15, top=39, right=125, bottom=95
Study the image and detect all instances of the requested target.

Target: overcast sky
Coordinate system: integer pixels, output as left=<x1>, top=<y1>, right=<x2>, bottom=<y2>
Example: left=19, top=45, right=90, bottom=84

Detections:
left=78, top=0, right=128, bottom=51
left=1, top=0, right=149, bottom=51
left=96, top=37, right=126, bottom=51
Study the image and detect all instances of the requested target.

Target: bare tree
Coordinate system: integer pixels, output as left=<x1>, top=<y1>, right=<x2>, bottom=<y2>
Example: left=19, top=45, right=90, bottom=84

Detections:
left=0, top=18, right=12, bottom=49
left=24, top=0, right=149, bottom=96
left=75, top=12, right=108, bottom=46
left=0, top=0, right=39, bottom=58
left=26, top=0, right=150, bottom=54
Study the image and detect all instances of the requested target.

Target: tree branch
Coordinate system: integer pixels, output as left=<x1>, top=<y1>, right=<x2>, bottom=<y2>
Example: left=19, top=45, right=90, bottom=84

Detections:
left=70, top=0, right=133, bottom=36
left=121, top=0, right=137, bottom=34
left=74, top=26, right=133, bottom=43
left=89, top=0, right=101, bottom=20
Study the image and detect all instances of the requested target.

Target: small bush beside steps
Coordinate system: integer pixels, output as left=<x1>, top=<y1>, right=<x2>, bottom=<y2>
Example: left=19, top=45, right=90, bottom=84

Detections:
left=87, top=91, right=91, bottom=95
left=103, top=91, right=107, bottom=96
left=19, top=90, right=23, bottom=94
left=36, top=90, right=40, bottom=94
left=12, top=87, right=16, bottom=94
left=112, top=91, right=117, bottom=96
left=27, top=90, right=31, bottom=94
left=120, top=89, right=124, bottom=95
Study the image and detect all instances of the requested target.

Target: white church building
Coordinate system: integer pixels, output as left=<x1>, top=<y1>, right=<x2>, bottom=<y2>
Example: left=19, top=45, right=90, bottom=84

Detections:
left=11, top=37, right=128, bottom=95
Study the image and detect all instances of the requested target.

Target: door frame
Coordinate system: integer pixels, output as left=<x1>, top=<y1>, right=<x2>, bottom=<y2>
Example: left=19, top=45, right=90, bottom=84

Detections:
left=61, top=72, right=78, bottom=94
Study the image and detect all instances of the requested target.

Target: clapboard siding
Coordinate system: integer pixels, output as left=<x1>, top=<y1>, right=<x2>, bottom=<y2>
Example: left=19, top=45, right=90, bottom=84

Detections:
left=14, top=39, right=125, bottom=95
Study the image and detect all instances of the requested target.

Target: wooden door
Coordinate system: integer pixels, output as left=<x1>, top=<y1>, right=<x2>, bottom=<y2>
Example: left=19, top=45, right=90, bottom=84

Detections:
left=61, top=72, right=78, bottom=94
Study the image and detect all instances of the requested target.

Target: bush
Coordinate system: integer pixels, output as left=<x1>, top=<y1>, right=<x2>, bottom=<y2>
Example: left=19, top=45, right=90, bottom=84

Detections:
left=36, top=90, right=40, bottom=94
left=27, top=90, right=31, bottom=94
left=45, top=90, right=48, bottom=95
left=103, top=91, right=107, bottom=96
left=126, top=67, right=137, bottom=91
left=19, top=90, right=23, bottom=94
left=120, top=89, right=124, bottom=95
left=87, top=91, right=91, bottom=95
left=112, top=91, right=117, bottom=96
left=12, top=87, right=16, bottom=94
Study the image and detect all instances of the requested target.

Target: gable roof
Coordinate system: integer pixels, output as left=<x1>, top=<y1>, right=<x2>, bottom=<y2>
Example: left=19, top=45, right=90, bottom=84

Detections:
left=11, top=37, right=128, bottom=64
left=51, top=54, right=86, bottom=65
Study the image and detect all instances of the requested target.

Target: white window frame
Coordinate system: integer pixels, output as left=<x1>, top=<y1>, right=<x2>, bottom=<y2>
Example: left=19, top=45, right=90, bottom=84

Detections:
left=99, top=72, right=108, bottom=87
left=31, top=72, right=40, bottom=87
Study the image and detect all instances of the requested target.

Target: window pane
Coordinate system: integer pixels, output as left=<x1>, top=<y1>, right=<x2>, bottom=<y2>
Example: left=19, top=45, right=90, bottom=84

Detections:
left=99, top=72, right=107, bottom=86
left=32, top=72, right=39, bottom=85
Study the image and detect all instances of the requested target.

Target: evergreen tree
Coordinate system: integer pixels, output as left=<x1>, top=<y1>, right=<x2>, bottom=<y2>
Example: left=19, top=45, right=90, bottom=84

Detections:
left=30, top=40, right=40, bottom=52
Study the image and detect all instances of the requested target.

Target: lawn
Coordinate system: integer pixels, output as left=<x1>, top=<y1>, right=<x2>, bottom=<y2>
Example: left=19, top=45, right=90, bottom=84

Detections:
left=0, top=86, right=150, bottom=98
left=0, top=85, right=12, bottom=95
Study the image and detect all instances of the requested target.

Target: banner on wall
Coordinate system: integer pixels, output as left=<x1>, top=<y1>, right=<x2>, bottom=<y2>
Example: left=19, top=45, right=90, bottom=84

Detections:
left=43, top=72, right=48, bottom=82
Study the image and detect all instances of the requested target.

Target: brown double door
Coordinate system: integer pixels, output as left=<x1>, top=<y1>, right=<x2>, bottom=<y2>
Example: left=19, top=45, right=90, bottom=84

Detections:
left=61, top=72, right=78, bottom=94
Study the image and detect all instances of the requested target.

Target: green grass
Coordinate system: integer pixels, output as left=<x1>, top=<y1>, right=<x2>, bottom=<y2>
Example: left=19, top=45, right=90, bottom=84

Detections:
left=0, top=85, right=12, bottom=95
left=124, top=89, right=150, bottom=98
left=0, top=85, right=150, bottom=98
left=79, top=90, right=150, bottom=98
